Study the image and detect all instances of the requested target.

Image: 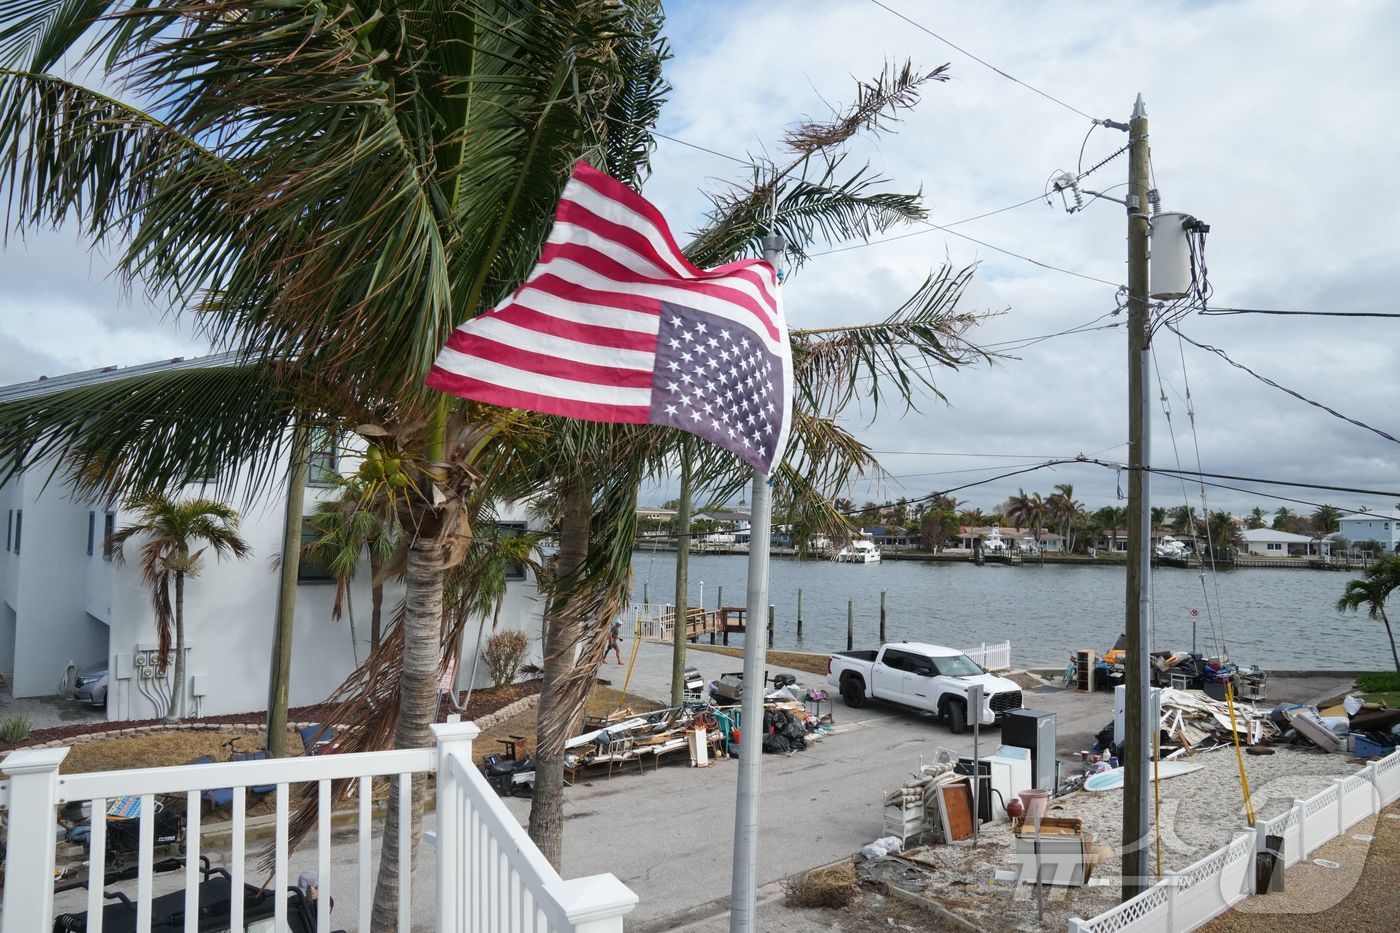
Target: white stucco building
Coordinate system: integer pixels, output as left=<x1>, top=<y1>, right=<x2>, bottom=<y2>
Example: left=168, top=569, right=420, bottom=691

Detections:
left=1239, top=527, right=1330, bottom=558
left=1338, top=508, right=1400, bottom=554
left=0, top=358, right=545, bottom=720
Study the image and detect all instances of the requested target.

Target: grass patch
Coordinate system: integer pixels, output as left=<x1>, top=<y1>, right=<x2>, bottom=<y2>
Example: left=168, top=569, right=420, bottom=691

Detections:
left=685, top=642, right=830, bottom=675
left=1358, top=672, right=1400, bottom=693
left=1362, top=692, right=1400, bottom=709
left=783, top=860, right=859, bottom=909
left=62, top=729, right=304, bottom=774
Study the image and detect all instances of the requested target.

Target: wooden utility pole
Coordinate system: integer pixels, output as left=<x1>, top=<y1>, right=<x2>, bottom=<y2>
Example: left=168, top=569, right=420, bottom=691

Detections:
left=1122, top=93, right=1153, bottom=898
left=670, top=444, right=692, bottom=706
left=267, top=420, right=309, bottom=757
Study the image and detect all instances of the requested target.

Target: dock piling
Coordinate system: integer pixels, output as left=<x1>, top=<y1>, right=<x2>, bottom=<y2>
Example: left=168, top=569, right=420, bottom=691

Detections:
left=796, top=589, right=803, bottom=638
left=880, top=590, right=887, bottom=642
left=768, top=604, right=775, bottom=647
left=847, top=600, right=854, bottom=652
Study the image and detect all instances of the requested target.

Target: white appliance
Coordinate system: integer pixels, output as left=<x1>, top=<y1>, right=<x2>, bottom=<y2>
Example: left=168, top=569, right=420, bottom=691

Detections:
left=988, top=745, right=1033, bottom=817
left=1113, top=684, right=1163, bottom=747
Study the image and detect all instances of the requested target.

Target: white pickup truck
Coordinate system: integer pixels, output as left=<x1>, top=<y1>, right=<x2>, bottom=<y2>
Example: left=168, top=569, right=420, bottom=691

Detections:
left=827, top=642, right=1023, bottom=734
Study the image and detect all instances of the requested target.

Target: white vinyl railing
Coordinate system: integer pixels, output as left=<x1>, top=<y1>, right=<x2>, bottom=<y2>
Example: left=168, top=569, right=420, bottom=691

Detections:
left=1, top=719, right=636, bottom=933
left=1069, top=746, right=1400, bottom=933
left=965, top=640, right=1012, bottom=671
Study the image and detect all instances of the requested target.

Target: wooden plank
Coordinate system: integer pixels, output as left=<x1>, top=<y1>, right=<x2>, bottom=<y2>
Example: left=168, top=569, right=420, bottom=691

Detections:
left=937, top=780, right=975, bottom=842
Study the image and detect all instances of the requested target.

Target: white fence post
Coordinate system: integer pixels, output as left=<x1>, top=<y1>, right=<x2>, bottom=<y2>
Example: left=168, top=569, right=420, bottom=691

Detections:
left=1367, top=761, right=1381, bottom=814
left=1, top=747, right=69, bottom=933
left=433, top=718, right=480, bottom=933
left=1334, top=777, right=1348, bottom=836
left=1165, top=870, right=1178, bottom=931
left=545, top=875, right=639, bottom=933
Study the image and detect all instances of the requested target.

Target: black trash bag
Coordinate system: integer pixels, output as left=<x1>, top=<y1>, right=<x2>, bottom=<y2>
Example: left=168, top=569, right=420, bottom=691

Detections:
left=762, top=732, right=791, bottom=754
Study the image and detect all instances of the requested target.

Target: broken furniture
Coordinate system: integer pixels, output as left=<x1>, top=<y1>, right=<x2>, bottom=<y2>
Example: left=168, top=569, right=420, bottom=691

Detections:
left=1014, top=816, right=1097, bottom=887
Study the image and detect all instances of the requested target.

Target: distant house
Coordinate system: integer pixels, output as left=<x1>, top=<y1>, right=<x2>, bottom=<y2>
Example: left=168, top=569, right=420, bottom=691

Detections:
left=1239, top=527, right=1330, bottom=558
left=635, top=506, right=677, bottom=523
left=952, top=526, right=1058, bottom=552
left=1338, top=509, right=1400, bottom=554
left=861, top=525, right=914, bottom=548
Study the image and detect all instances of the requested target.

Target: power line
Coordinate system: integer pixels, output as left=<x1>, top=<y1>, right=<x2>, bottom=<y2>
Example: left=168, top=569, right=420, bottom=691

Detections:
left=807, top=192, right=1050, bottom=258
left=1165, top=323, right=1400, bottom=447
left=867, top=0, right=1099, bottom=122
left=1199, top=307, right=1400, bottom=319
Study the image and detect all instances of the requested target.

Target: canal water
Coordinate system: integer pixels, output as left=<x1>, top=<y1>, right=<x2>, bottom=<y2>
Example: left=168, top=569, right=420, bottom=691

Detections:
left=627, top=550, right=1387, bottom=670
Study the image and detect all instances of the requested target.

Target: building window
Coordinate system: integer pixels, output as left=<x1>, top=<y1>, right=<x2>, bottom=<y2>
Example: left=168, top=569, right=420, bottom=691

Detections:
left=12, top=510, right=20, bottom=555
left=297, top=518, right=334, bottom=583
left=495, top=522, right=528, bottom=581
left=1266, top=542, right=1283, bottom=551
left=103, top=512, right=116, bottom=560
left=87, top=511, right=95, bottom=556
left=307, top=428, right=340, bottom=487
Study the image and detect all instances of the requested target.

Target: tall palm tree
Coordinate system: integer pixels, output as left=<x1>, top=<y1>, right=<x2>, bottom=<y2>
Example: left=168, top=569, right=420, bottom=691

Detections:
left=1169, top=504, right=1199, bottom=534
left=1246, top=506, right=1267, bottom=530
left=1005, top=489, right=1045, bottom=549
left=1312, top=504, right=1343, bottom=537
left=1207, top=509, right=1242, bottom=558
left=1047, top=483, right=1084, bottom=552
left=1336, top=557, right=1400, bottom=671
left=106, top=493, right=250, bottom=721
left=1094, top=505, right=1128, bottom=554
left=1272, top=507, right=1296, bottom=532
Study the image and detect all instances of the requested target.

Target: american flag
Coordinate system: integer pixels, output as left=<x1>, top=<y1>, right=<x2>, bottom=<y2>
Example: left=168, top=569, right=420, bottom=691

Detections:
left=426, top=162, right=792, bottom=474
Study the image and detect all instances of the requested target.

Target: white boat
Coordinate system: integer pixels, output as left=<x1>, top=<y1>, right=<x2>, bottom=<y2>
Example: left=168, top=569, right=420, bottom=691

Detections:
left=1153, top=534, right=1191, bottom=560
left=834, top=538, right=882, bottom=563
left=982, top=530, right=1008, bottom=555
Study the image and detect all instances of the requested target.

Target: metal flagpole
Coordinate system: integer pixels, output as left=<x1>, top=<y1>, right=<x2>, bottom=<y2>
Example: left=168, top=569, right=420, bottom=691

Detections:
left=729, top=233, right=786, bottom=932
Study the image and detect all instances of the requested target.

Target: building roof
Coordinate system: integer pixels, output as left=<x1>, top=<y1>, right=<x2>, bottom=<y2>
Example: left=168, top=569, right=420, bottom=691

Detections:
left=1339, top=508, right=1400, bottom=524
left=0, top=351, right=245, bottom=403
left=1240, top=528, right=1316, bottom=543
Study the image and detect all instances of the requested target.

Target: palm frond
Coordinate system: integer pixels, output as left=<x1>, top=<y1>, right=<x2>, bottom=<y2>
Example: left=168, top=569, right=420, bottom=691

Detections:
left=0, top=362, right=301, bottom=499
left=783, top=60, right=949, bottom=153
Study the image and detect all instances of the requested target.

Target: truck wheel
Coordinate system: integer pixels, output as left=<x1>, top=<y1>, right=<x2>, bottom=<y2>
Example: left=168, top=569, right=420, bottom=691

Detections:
left=946, top=700, right=967, bottom=734
left=840, top=678, right=867, bottom=708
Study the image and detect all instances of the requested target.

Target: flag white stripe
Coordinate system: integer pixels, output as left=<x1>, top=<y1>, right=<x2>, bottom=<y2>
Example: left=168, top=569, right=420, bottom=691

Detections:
left=550, top=219, right=777, bottom=314
left=434, top=347, right=654, bottom=407
left=509, top=284, right=662, bottom=335
left=530, top=256, right=788, bottom=356
left=466, top=316, right=656, bottom=371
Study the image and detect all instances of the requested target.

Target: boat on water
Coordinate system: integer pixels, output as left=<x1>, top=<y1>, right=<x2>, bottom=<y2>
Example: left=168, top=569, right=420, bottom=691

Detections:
left=834, top=538, right=881, bottom=563
left=1153, top=534, right=1191, bottom=560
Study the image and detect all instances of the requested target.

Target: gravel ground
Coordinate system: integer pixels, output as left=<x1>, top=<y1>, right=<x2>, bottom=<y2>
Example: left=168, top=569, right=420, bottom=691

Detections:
left=1202, top=802, right=1400, bottom=932
left=840, top=744, right=1366, bottom=932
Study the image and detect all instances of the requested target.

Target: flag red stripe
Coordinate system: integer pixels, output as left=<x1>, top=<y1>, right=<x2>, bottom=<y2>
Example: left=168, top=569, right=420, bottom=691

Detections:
left=520, top=274, right=664, bottom=323
left=444, top=332, right=655, bottom=388
left=426, top=367, right=651, bottom=423
left=571, top=163, right=701, bottom=273
left=555, top=190, right=778, bottom=306
left=484, top=300, right=658, bottom=352
left=538, top=241, right=780, bottom=342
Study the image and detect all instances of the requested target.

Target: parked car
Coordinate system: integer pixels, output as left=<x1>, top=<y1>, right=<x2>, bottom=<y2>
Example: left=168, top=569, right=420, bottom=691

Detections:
left=827, top=642, right=1023, bottom=734
left=72, top=662, right=109, bottom=707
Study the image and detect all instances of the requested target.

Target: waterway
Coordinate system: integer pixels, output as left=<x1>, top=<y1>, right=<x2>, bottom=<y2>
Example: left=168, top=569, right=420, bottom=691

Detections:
left=627, top=550, right=1387, bottom=670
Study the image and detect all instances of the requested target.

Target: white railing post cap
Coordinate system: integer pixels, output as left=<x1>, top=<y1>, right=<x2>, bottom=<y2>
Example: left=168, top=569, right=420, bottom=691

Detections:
left=2, top=746, right=69, bottom=774
left=430, top=720, right=481, bottom=743
left=546, top=873, right=639, bottom=923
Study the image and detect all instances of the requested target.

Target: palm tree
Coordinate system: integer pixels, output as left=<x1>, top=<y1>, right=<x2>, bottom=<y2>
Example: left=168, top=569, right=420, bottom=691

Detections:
left=106, top=494, right=250, bottom=721
left=1094, top=505, right=1128, bottom=554
left=1005, top=489, right=1045, bottom=549
left=1312, top=504, right=1343, bottom=537
left=1246, top=506, right=1267, bottom=529
left=302, top=472, right=399, bottom=662
left=1272, top=507, right=1296, bottom=532
left=1169, top=504, right=1199, bottom=534
left=1151, top=506, right=1167, bottom=530
left=1048, top=484, right=1084, bottom=552
left=1336, top=557, right=1400, bottom=671
left=1207, top=509, right=1242, bottom=558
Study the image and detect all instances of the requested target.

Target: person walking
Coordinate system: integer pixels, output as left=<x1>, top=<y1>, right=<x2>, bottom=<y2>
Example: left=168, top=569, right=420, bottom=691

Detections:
left=606, top=618, right=624, bottom=664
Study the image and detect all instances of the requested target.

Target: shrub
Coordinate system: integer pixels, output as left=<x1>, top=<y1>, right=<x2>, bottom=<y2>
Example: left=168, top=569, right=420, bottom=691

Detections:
left=783, top=860, right=859, bottom=909
left=0, top=715, right=32, bottom=744
left=1357, top=671, right=1400, bottom=693
left=482, top=630, right=531, bottom=689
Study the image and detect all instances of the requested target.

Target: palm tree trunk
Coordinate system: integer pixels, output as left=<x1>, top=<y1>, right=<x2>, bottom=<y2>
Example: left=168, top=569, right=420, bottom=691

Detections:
left=528, top=474, right=590, bottom=868
left=370, top=528, right=446, bottom=930
left=169, top=570, right=186, bottom=722
left=370, top=550, right=384, bottom=649
left=1381, top=606, right=1400, bottom=673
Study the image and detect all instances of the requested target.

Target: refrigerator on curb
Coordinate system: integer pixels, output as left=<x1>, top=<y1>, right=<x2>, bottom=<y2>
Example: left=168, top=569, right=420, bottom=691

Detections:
left=1001, top=708, right=1056, bottom=790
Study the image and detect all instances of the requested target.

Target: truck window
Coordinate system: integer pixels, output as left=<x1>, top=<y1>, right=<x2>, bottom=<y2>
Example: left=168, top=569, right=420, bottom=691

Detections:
left=931, top=654, right=983, bottom=677
left=881, top=649, right=910, bottom=671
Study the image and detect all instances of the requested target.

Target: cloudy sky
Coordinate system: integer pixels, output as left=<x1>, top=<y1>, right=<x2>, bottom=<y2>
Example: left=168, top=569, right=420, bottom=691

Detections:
left=1, top=0, right=1396, bottom=519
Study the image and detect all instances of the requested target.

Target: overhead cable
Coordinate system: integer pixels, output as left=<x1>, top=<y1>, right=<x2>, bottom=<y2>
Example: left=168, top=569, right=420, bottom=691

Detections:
left=867, top=0, right=1099, bottom=122
left=1199, top=307, right=1400, bottom=319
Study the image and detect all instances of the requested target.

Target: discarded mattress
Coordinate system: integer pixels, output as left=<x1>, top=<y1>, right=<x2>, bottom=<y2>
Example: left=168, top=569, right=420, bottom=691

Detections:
left=1083, top=760, right=1204, bottom=792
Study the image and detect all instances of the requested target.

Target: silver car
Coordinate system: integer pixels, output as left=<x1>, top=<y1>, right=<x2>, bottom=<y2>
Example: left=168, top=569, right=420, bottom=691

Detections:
left=72, top=662, right=108, bottom=707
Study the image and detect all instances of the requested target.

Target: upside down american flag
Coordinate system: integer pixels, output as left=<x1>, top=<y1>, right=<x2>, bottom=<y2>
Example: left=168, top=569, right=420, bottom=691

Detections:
left=425, top=162, right=792, bottom=475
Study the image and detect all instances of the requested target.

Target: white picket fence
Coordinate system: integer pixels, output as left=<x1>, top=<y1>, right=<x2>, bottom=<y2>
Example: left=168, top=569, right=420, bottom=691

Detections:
left=1069, top=747, right=1400, bottom=933
left=965, top=640, right=1012, bottom=671
left=0, top=720, right=636, bottom=933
